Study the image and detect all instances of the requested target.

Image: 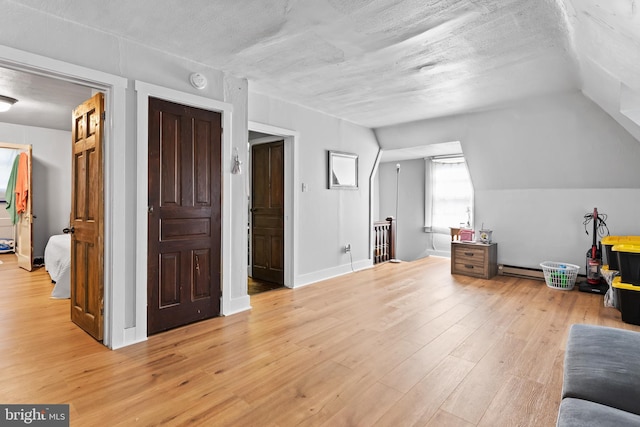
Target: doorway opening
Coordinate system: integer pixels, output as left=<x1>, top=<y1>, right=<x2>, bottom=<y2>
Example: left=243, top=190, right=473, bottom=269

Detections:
left=0, top=143, right=30, bottom=268
left=247, top=123, right=296, bottom=295
left=248, top=132, right=285, bottom=295
left=0, top=56, right=125, bottom=347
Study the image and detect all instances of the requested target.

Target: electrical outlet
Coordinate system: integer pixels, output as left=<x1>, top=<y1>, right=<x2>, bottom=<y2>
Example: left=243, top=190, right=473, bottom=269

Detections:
left=344, top=243, right=351, bottom=253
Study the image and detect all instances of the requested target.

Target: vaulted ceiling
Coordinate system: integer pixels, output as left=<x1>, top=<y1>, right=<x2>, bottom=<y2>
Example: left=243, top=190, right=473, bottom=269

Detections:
left=0, top=0, right=638, bottom=133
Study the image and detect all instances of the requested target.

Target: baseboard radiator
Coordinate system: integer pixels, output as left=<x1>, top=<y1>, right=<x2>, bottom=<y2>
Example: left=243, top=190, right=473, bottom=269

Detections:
left=497, top=264, right=546, bottom=280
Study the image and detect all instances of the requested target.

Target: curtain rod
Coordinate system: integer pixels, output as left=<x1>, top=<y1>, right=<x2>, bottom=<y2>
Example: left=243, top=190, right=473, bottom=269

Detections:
left=427, top=154, right=464, bottom=161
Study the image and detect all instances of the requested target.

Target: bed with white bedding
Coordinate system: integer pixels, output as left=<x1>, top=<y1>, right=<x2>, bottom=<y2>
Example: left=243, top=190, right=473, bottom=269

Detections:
left=44, top=234, right=71, bottom=299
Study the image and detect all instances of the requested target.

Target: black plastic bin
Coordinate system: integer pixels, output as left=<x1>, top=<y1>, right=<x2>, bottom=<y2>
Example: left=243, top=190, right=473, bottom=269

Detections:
left=613, top=280, right=640, bottom=326
left=613, top=244, right=640, bottom=286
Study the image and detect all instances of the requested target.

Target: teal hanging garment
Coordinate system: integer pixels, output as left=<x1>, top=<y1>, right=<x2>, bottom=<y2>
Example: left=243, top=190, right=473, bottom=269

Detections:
left=5, top=154, right=19, bottom=225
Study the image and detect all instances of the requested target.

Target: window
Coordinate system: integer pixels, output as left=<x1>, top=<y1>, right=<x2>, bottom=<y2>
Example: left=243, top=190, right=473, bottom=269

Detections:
left=0, top=148, right=19, bottom=202
left=425, top=156, right=474, bottom=233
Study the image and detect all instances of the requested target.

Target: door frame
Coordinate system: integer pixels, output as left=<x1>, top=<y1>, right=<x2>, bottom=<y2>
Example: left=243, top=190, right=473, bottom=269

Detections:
left=135, top=80, right=244, bottom=342
left=0, top=142, right=32, bottom=270
left=248, top=122, right=297, bottom=289
left=0, top=45, right=128, bottom=349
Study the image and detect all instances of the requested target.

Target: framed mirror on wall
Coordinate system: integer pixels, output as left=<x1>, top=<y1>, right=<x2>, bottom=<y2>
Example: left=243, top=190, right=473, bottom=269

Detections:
left=328, top=150, right=358, bottom=189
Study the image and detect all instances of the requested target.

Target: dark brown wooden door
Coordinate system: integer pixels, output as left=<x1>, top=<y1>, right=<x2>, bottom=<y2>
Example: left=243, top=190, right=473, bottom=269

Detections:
left=70, top=92, right=104, bottom=341
left=147, top=97, right=221, bottom=335
left=251, top=141, right=284, bottom=284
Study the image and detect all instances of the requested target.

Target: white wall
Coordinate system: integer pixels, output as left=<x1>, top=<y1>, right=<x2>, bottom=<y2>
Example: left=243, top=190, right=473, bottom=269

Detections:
left=249, top=92, right=380, bottom=284
left=476, top=189, right=640, bottom=271
left=376, top=92, right=640, bottom=273
left=0, top=123, right=71, bottom=258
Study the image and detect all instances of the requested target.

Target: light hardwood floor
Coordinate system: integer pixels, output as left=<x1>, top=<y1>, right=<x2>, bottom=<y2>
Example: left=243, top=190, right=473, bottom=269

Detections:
left=0, top=253, right=636, bottom=426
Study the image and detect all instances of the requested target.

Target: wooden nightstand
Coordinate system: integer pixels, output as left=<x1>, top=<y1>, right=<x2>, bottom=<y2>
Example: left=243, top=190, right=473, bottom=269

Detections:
left=451, top=241, right=498, bottom=279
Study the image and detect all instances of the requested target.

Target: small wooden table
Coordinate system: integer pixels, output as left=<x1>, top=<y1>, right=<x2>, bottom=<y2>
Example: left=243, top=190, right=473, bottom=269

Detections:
left=451, top=241, right=498, bottom=279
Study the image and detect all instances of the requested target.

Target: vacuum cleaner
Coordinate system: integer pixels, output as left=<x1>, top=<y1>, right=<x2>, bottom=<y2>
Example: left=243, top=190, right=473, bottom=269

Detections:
left=579, top=207, right=609, bottom=294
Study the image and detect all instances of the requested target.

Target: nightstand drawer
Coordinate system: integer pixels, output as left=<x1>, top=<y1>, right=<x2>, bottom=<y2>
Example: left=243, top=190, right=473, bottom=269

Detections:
left=452, top=246, right=485, bottom=265
left=453, top=261, right=488, bottom=277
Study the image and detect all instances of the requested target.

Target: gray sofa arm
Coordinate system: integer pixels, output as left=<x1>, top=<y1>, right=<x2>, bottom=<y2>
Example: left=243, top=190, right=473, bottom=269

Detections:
left=563, top=324, right=640, bottom=416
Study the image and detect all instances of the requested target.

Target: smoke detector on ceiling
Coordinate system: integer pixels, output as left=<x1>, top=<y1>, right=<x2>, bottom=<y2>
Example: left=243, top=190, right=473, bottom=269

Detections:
left=189, top=73, right=207, bottom=90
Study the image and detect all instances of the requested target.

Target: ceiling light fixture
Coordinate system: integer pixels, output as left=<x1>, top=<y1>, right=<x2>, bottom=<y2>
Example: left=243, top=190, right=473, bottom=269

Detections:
left=0, top=95, right=18, bottom=112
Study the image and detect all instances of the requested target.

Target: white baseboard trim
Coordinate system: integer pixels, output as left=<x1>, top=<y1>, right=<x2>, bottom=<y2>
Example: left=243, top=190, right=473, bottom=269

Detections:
left=426, top=249, right=452, bottom=258
left=294, top=259, right=373, bottom=288
left=222, top=295, right=252, bottom=316
left=110, top=327, right=147, bottom=350
left=112, top=295, right=251, bottom=350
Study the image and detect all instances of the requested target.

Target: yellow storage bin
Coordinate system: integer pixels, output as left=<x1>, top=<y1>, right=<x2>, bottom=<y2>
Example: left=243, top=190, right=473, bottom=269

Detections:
left=602, top=236, right=640, bottom=270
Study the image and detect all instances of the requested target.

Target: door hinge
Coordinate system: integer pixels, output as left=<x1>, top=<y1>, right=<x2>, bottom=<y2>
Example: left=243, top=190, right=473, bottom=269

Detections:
left=101, top=111, right=106, bottom=121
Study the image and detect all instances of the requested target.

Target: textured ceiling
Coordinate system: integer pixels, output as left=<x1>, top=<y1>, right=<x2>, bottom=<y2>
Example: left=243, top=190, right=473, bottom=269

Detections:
left=1, top=0, right=580, bottom=129
left=0, top=0, right=638, bottom=133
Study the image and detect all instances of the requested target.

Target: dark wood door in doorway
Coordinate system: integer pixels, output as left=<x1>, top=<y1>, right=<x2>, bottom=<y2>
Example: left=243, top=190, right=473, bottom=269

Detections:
left=147, top=97, right=221, bottom=335
left=251, top=141, right=284, bottom=285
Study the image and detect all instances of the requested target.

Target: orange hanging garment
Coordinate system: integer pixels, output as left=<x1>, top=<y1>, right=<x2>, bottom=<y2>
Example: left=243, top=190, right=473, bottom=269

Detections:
left=15, top=152, right=29, bottom=214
